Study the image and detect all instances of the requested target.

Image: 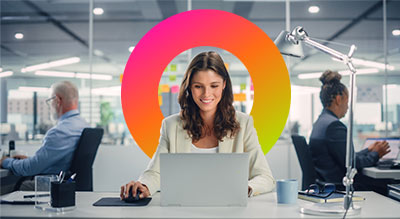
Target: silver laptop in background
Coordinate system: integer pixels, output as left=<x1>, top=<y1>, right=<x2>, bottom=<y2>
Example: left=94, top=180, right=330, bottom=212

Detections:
left=361, top=138, right=400, bottom=161
left=160, top=153, right=249, bottom=207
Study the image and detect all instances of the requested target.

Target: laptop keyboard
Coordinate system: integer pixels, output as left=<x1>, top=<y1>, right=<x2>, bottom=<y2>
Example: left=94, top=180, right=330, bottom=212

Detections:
left=376, top=160, right=400, bottom=169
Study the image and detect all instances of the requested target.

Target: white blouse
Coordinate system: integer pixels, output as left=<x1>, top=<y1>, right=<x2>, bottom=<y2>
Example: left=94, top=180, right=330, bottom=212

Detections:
left=191, top=144, right=218, bottom=153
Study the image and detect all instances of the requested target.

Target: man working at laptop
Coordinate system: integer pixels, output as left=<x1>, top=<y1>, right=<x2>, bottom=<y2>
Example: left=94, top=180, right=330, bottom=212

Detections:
left=120, top=51, right=275, bottom=200
left=0, top=81, right=89, bottom=190
left=309, top=70, right=391, bottom=194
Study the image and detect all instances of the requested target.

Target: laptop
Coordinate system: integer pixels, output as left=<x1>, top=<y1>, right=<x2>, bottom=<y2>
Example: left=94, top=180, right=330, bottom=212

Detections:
left=160, top=153, right=249, bottom=207
left=362, top=138, right=400, bottom=161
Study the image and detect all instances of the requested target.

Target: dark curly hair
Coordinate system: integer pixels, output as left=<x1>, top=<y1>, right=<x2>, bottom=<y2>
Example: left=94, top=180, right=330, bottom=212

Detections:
left=319, top=70, right=348, bottom=108
left=178, top=51, right=240, bottom=142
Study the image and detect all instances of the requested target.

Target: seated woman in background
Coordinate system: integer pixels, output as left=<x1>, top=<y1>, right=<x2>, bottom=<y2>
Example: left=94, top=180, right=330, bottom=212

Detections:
left=120, top=51, right=275, bottom=199
left=309, top=70, right=390, bottom=194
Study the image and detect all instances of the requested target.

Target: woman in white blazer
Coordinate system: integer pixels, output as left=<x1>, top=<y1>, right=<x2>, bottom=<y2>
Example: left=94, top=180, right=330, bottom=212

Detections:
left=121, top=51, right=275, bottom=200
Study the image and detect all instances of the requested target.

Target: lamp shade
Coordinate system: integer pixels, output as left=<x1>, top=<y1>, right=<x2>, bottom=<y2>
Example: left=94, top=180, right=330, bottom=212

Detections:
left=274, top=30, right=304, bottom=58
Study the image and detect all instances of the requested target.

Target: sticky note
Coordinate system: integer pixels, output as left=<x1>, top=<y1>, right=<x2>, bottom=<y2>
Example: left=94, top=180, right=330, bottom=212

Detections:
left=234, top=93, right=246, bottom=102
left=158, top=96, right=162, bottom=106
left=170, top=64, right=177, bottom=72
left=169, top=75, right=176, bottom=81
left=171, top=85, right=180, bottom=93
left=161, top=84, right=170, bottom=93
left=224, top=63, right=229, bottom=71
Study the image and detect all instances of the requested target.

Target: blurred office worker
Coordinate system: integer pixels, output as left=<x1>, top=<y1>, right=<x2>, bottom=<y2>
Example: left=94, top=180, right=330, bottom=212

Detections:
left=309, top=70, right=390, bottom=191
left=0, top=81, right=89, bottom=189
left=121, top=51, right=275, bottom=199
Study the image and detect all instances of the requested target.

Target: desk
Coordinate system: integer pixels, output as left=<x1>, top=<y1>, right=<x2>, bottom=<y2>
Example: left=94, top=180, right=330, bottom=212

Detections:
left=0, top=168, right=11, bottom=178
left=363, top=167, right=400, bottom=180
left=1, top=191, right=399, bottom=218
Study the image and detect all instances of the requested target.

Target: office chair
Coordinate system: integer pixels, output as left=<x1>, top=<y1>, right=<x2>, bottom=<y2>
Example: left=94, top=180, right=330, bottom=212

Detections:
left=291, top=135, right=319, bottom=190
left=68, top=128, right=104, bottom=191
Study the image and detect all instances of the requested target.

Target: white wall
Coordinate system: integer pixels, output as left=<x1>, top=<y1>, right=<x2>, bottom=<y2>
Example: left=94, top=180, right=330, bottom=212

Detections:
left=92, top=144, right=150, bottom=191
left=266, top=139, right=302, bottom=190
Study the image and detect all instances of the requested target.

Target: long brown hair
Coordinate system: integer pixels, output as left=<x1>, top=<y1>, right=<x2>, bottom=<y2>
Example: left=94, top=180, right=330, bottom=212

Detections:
left=178, top=51, right=240, bottom=142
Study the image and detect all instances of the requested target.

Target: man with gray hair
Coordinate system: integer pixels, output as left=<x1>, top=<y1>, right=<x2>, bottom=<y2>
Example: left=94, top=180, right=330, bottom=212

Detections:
left=1, top=81, right=89, bottom=189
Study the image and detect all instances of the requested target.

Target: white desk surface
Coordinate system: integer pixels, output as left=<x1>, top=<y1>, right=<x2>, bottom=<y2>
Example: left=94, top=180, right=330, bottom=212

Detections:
left=363, top=167, right=400, bottom=180
left=1, top=191, right=399, bottom=218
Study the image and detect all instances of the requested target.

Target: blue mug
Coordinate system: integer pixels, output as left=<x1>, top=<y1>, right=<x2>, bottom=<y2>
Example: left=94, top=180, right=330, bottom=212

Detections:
left=276, top=179, right=298, bottom=204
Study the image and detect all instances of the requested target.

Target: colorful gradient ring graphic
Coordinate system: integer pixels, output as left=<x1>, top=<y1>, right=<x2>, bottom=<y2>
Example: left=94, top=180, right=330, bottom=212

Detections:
left=122, top=9, right=290, bottom=158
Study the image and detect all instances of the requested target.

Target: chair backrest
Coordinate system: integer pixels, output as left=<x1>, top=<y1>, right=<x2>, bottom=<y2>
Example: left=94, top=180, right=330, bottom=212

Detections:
left=291, top=135, right=318, bottom=190
left=69, top=128, right=103, bottom=191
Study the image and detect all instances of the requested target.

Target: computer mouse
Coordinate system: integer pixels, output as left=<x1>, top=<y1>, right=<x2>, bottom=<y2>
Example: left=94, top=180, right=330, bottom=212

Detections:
left=123, top=187, right=141, bottom=203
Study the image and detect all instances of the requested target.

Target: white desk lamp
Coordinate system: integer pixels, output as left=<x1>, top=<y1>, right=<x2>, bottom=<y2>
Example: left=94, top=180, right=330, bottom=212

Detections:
left=275, top=26, right=360, bottom=216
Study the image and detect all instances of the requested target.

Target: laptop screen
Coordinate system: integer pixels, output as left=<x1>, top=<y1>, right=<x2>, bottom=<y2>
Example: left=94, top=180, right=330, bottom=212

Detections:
left=362, top=138, right=400, bottom=160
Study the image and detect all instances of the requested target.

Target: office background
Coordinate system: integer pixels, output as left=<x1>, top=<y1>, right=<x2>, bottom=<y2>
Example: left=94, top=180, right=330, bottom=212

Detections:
left=0, top=0, right=399, bottom=191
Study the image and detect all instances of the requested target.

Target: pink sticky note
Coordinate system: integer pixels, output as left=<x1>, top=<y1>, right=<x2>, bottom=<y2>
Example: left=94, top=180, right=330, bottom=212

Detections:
left=171, top=85, right=180, bottom=93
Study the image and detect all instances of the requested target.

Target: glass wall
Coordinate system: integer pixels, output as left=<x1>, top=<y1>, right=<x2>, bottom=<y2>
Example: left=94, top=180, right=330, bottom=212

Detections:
left=0, top=0, right=399, bottom=150
left=1, top=0, right=92, bottom=145
left=286, top=0, right=400, bottom=150
left=386, top=0, right=400, bottom=139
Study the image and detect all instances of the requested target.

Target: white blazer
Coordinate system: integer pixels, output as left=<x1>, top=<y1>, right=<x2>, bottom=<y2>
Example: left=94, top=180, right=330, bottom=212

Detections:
left=138, top=111, right=276, bottom=196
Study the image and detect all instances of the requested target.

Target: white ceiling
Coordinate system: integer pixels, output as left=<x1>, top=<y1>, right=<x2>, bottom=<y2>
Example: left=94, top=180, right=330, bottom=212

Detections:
left=1, top=0, right=400, bottom=89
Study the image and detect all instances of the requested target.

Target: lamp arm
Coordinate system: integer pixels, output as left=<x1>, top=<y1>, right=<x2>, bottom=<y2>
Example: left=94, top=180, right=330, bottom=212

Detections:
left=303, top=37, right=358, bottom=75
left=303, top=37, right=348, bottom=62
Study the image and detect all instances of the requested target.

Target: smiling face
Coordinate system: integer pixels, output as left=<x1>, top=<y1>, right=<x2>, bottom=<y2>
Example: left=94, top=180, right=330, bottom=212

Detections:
left=190, top=70, right=226, bottom=116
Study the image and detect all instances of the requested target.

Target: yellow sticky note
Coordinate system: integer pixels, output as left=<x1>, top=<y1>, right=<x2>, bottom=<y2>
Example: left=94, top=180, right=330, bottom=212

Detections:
left=158, top=96, right=162, bottom=106
left=120, top=74, right=123, bottom=83
left=234, top=93, right=246, bottom=102
left=224, top=63, right=229, bottom=71
left=161, top=84, right=170, bottom=93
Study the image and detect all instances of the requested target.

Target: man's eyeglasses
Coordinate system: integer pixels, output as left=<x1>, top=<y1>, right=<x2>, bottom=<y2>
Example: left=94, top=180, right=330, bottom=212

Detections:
left=46, top=96, right=56, bottom=106
left=302, top=183, right=337, bottom=198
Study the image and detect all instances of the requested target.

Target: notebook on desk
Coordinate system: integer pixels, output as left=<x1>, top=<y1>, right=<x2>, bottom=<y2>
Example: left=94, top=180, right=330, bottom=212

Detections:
left=160, top=153, right=249, bottom=207
left=298, top=191, right=365, bottom=203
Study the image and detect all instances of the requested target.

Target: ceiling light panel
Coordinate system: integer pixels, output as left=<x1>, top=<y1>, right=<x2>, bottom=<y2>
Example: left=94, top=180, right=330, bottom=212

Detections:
left=308, top=6, right=320, bottom=14
left=0, top=71, right=14, bottom=78
left=21, top=57, right=80, bottom=73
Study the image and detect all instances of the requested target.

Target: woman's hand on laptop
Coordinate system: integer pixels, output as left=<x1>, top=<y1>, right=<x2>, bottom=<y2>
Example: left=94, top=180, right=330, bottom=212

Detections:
left=368, top=141, right=391, bottom=158
left=120, top=181, right=150, bottom=200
